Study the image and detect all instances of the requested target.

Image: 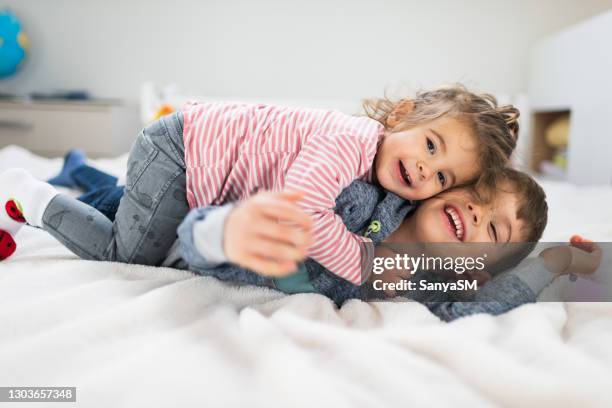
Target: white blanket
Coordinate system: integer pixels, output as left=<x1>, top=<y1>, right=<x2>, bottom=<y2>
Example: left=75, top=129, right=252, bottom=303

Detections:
left=1, top=146, right=612, bottom=407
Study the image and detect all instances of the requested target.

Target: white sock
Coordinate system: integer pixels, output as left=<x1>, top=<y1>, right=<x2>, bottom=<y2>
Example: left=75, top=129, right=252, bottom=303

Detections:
left=0, top=168, right=60, bottom=228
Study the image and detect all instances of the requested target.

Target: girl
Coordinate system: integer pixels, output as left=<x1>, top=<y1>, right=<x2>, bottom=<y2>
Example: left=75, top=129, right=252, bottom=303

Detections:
left=0, top=85, right=519, bottom=285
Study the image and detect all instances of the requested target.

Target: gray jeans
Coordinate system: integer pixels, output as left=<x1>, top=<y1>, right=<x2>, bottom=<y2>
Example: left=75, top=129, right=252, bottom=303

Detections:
left=42, top=112, right=190, bottom=265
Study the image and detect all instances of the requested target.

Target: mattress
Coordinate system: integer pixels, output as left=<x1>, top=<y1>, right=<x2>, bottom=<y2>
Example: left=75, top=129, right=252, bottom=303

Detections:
left=1, top=145, right=611, bottom=407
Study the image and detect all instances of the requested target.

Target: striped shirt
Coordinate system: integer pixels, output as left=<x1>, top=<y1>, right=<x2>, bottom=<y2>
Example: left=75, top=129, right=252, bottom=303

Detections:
left=182, top=101, right=385, bottom=284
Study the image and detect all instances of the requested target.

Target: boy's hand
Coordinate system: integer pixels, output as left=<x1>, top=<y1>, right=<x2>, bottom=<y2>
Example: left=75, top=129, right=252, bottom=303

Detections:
left=224, top=191, right=313, bottom=277
left=539, top=235, right=602, bottom=277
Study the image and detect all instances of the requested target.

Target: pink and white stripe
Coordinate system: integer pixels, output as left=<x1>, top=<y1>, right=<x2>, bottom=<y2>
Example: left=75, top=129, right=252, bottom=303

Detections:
left=182, top=101, right=384, bottom=285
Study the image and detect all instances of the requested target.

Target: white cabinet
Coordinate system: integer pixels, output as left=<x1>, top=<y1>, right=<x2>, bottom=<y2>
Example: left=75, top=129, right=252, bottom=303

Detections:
left=528, top=11, right=612, bottom=185
left=0, top=100, right=141, bottom=157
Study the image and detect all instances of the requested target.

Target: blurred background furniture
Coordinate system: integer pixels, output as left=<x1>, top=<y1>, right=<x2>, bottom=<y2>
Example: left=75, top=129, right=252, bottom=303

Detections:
left=528, top=11, right=612, bottom=185
left=0, top=99, right=140, bottom=157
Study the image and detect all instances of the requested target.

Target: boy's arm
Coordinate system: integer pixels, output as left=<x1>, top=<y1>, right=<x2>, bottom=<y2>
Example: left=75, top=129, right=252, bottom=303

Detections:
left=427, top=239, right=602, bottom=322
left=284, top=132, right=377, bottom=286
left=179, top=191, right=312, bottom=277
left=177, top=205, right=234, bottom=269
left=176, top=205, right=275, bottom=288
left=427, top=257, right=553, bottom=322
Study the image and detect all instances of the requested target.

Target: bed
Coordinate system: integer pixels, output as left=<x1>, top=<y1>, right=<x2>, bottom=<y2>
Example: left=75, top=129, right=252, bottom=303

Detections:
left=1, top=144, right=612, bottom=407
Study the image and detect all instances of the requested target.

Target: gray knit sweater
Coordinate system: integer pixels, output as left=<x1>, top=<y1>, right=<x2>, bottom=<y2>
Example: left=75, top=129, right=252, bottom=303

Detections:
left=175, top=180, right=554, bottom=322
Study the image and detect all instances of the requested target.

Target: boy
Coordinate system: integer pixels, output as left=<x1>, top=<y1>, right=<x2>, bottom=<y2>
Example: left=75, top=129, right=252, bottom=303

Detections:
left=177, top=168, right=600, bottom=321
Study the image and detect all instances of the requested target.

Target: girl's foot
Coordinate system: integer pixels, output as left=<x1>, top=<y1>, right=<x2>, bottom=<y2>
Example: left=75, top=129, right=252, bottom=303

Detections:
left=47, top=149, right=87, bottom=188
left=0, top=199, right=24, bottom=261
left=0, top=229, right=17, bottom=260
left=0, top=169, right=59, bottom=260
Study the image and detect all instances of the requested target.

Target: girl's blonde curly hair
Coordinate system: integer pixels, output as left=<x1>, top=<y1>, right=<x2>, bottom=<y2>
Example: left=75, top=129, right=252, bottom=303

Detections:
left=362, top=84, right=520, bottom=201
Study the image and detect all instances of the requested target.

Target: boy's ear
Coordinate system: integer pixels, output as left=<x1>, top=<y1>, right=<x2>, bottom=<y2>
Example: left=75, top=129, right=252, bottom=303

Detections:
left=387, top=99, right=415, bottom=128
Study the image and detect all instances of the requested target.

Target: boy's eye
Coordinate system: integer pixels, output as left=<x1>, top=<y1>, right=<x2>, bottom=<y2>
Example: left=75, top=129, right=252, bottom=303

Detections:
left=490, top=222, right=498, bottom=242
left=426, top=138, right=436, bottom=154
left=437, top=172, right=446, bottom=186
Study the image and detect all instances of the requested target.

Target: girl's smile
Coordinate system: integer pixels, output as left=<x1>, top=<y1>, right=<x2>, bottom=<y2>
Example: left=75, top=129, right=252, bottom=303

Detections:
left=373, top=115, right=480, bottom=201
left=396, top=160, right=413, bottom=187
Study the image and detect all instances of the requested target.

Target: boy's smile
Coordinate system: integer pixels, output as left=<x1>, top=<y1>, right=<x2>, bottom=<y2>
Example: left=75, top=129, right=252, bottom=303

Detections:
left=386, top=182, right=524, bottom=246
left=442, top=203, right=466, bottom=242
left=373, top=115, right=480, bottom=201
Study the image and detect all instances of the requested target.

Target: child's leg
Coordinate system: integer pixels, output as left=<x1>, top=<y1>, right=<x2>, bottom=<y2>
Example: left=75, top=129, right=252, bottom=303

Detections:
left=2, top=112, right=190, bottom=265
left=48, top=149, right=120, bottom=193
left=47, top=149, right=86, bottom=188
left=69, top=162, right=126, bottom=221
left=71, top=165, right=119, bottom=193
left=45, top=112, right=189, bottom=264
left=77, top=185, right=125, bottom=221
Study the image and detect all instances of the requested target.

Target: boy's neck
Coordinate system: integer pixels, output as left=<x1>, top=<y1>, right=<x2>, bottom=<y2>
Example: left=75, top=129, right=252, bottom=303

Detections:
left=383, top=213, right=417, bottom=244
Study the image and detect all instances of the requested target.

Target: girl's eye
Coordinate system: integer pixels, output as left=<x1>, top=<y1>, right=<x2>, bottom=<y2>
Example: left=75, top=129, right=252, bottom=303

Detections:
left=490, top=222, right=498, bottom=242
left=426, top=138, right=436, bottom=154
left=437, top=172, right=446, bottom=186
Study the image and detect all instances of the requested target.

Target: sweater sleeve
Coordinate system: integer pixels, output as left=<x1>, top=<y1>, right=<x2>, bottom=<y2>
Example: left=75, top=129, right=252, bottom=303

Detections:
left=177, top=204, right=234, bottom=270
left=426, top=257, right=555, bottom=322
left=177, top=205, right=276, bottom=288
left=284, top=132, right=376, bottom=285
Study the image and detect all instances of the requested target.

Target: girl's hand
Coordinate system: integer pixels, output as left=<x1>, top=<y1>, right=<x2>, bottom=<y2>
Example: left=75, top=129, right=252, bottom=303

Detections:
left=224, top=191, right=313, bottom=277
left=539, top=235, right=602, bottom=277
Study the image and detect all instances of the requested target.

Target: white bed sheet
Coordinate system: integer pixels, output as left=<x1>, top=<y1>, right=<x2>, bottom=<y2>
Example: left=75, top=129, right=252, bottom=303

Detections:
left=1, top=145, right=612, bottom=407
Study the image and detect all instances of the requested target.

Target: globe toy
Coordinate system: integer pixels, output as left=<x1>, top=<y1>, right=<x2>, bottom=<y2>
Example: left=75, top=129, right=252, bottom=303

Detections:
left=0, top=9, right=29, bottom=79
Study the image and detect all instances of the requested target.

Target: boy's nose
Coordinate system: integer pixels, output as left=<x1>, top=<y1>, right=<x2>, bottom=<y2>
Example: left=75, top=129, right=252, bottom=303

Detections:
left=417, top=161, right=433, bottom=181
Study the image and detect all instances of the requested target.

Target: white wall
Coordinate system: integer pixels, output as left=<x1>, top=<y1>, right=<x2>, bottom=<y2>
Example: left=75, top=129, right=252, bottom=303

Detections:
left=2, top=0, right=612, bottom=104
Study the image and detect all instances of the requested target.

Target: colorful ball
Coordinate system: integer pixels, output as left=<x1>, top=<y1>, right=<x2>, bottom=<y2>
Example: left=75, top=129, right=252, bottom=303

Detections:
left=0, top=9, right=29, bottom=79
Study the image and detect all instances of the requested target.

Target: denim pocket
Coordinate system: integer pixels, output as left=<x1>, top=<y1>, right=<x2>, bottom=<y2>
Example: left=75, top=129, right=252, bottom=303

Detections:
left=125, top=132, right=159, bottom=191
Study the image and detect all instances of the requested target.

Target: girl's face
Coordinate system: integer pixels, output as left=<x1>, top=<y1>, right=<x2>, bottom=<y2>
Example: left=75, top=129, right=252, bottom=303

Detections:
left=373, top=116, right=479, bottom=201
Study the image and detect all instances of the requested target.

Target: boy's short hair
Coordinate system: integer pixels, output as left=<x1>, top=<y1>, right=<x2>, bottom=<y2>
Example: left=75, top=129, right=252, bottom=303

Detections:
left=501, top=167, right=548, bottom=242
left=486, top=168, right=549, bottom=274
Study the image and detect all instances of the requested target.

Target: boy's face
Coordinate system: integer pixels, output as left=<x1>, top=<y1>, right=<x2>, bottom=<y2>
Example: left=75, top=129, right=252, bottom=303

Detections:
left=380, top=181, right=531, bottom=292
left=373, top=116, right=479, bottom=201
left=387, top=181, right=526, bottom=249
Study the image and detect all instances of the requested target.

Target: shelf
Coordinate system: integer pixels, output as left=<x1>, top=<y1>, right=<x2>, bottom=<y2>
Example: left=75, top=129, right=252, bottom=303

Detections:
left=530, top=110, right=570, bottom=178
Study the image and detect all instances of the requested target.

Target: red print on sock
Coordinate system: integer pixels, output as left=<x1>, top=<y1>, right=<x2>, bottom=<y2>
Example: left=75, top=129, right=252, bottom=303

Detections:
left=0, top=230, right=16, bottom=260
left=5, top=200, right=26, bottom=223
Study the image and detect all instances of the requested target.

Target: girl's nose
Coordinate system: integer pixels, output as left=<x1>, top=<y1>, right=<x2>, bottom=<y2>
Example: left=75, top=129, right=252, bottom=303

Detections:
left=467, top=203, right=482, bottom=225
left=417, top=162, right=433, bottom=180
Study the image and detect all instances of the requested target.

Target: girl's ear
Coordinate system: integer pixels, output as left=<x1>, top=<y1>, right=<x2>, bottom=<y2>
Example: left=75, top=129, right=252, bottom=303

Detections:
left=387, top=99, right=415, bottom=128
